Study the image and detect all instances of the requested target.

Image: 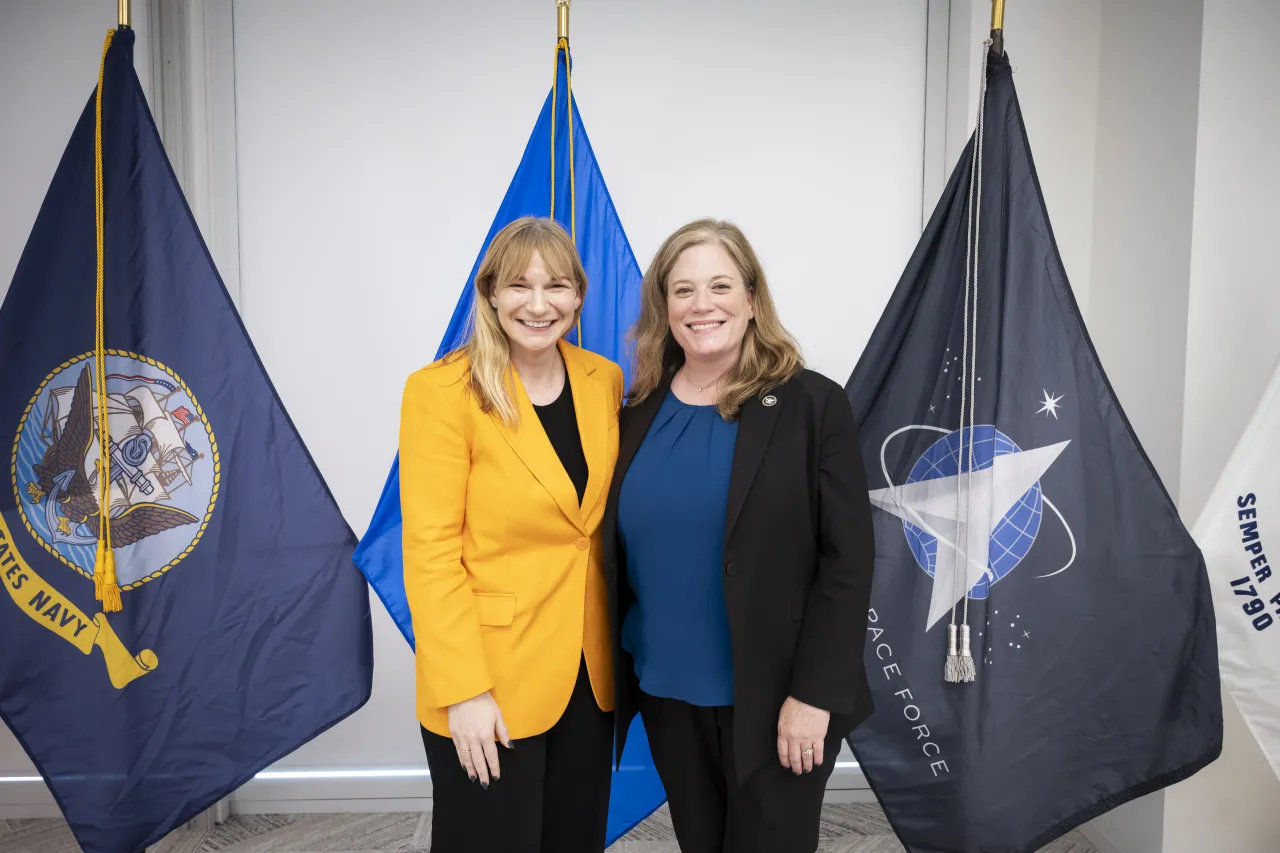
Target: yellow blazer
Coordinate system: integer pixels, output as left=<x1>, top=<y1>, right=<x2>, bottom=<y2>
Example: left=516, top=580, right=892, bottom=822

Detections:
left=400, top=339, right=622, bottom=740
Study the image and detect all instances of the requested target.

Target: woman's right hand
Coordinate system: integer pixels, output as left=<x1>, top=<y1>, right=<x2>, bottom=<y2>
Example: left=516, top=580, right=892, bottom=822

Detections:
left=447, top=690, right=511, bottom=788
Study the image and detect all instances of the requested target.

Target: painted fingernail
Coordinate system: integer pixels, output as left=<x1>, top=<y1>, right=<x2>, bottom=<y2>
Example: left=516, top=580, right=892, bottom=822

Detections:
left=480, top=780, right=489, bottom=790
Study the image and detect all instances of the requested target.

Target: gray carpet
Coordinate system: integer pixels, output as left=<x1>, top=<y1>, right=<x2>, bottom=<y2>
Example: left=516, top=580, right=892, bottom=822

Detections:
left=0, top=804, right=1097, bottom=852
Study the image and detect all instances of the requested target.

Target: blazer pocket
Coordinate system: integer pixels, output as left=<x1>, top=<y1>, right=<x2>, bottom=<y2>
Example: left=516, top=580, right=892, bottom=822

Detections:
left=791, top=585, right=812, bottom=623
left=474, top=592, right=517, bottom=627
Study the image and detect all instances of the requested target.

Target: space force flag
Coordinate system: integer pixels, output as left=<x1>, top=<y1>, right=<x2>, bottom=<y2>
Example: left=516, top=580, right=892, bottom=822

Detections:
left=843, top=46, right=1222, bottom=852
left=352, top=42, right=661, bottom=843
left=0, top=29, right=373, bottom=853
left=1195, top=357, right=1280, bottom=781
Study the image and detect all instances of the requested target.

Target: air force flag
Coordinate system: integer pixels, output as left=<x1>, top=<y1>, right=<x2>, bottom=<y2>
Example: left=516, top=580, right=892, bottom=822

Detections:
left=352, top=45, right=661, bottom=844
left=844, top=47, right=1222, bottom=852
left=354, top=48, right=642, bottom=650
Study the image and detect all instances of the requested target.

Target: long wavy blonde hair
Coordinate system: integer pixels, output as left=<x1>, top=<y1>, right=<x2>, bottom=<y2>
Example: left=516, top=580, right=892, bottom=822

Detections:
left=448, top=217, right=587, bottom=426
left=628, top=219, right=802, bottom=419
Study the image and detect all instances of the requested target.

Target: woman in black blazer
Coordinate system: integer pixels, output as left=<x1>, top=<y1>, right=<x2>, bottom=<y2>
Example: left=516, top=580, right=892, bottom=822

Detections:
left=603, top=219, right=877, bottom=853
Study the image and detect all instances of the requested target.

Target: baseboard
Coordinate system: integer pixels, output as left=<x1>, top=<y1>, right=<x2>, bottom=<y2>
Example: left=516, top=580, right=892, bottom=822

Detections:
left=821, top=788, right=878, bottom=804
left=1078, top=823, right=1125, bottom=853
left=233, top=790, right=878, bottom=815
left=828, top=765, right=871, bottom=790
left=235, top=797, right=434, bottom=815
left=1, top=767, right=871, bottom=818
left=0, top=804, right=61, bottom=819
left=231, top=773, right=432, bottom=807
left=233, top=766, right=870, bottom=812
left=0, top=778, right=57, bottom=814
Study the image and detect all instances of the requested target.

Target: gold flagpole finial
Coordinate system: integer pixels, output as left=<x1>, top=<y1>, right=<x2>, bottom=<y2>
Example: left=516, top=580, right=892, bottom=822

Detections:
left=557, top=0, right=570, bottom=42
left=118, top=0, right=131, bottom=28
left=990, top=0, right=1006, bottom=55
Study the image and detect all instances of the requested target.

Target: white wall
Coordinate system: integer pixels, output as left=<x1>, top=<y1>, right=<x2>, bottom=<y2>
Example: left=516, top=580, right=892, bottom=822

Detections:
left=1164, top=1, right=1280, bottom=850
left=1086, top=0, right=1203, bottom=498
left=0, top=1, right=153, bottom=300
left=228, top=0, right=928, bottom=806
left=1178, top=0, right=1280, bottom=527
left=949, top=0, right=1103, bottom=317
left=0, top=0, right=153, bottom=805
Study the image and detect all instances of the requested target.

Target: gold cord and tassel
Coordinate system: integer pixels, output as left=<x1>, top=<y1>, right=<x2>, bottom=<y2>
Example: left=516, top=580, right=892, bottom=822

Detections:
left=550, top=33, right=581, bottom=347
left=93, top=30, right=121, bottom=613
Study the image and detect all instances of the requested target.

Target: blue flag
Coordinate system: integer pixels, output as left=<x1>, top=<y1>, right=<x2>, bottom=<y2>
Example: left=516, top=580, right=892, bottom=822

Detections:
left=352, top=46, right=663, bottom=842
left=843, top=48, right=1221, bottom=852
left=0, top=29, right=373, bottom=853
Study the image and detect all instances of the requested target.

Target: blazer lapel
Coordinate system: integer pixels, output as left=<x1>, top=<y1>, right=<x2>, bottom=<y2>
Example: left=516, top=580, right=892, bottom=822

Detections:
left=724, top=390, right=781, bottom=544
left=564, top=341, right=607, bottom=519
left=488, top=345, right=587, bottom=534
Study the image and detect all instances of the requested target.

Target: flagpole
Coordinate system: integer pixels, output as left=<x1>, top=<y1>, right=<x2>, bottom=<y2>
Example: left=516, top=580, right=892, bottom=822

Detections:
left=557, top=0, right=570, bottom=42
left=118, top=0, right=131, bottom=28
left=990, top=0, right=1005, bottom=55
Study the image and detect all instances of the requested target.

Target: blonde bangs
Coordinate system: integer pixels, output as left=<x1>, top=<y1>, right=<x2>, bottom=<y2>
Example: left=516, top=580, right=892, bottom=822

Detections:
left=486, top=231, right=585, bottom=301
left=459, top=217, right=587, bottom=426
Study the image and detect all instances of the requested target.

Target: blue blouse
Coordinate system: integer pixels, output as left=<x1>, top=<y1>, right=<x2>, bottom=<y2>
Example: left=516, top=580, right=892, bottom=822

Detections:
left=618, top=389, right=740, bottom=707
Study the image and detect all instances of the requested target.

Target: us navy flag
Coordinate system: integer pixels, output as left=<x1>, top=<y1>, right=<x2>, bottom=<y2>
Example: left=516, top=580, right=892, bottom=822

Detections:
left=0, top=29, right=373, bottom=853
left=844, top=47, right=1221, bottom=852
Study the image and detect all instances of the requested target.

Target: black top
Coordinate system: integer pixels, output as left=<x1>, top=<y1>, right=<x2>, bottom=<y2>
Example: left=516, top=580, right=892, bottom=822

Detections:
left=532, top=370, right=588, bottom=505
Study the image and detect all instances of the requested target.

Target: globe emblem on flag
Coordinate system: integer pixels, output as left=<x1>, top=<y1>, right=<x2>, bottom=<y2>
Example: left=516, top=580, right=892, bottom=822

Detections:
left=902, top=425, right=1041, bottom=599
left=11, top=352, right=219, bottom=592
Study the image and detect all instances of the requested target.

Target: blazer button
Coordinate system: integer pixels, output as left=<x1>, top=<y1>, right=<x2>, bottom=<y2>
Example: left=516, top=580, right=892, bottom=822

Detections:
left=576, top=538, right=589, bottom=551
left=725, top=562, right=736, bottom=577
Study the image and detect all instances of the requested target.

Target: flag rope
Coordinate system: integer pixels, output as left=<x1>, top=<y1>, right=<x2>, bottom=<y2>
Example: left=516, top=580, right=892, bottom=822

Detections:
left=93, top=29, right=121, bottom=613
left=946, top=38, right=992, bottom=683
left=550, top=37, right=581, bottom=347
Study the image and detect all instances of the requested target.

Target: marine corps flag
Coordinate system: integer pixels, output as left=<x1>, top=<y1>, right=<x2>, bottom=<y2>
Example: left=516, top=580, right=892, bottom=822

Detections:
left=843, top=46, right=1221, bottom=851
left=0, top=29, right=373, bottom=853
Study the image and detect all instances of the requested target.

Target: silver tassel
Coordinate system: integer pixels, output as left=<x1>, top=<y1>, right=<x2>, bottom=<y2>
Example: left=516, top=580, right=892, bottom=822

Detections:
left=957, top=624, right=976, bottom=682
left=944, top=623, right=962, bottom=683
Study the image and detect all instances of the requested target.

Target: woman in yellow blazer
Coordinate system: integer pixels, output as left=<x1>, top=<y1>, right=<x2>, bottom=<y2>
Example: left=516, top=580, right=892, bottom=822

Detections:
left=400, top=216, right=623, bottom=853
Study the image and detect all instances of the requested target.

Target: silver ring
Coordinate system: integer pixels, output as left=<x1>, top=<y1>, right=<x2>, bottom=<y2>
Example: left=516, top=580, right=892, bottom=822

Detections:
left=802, top=748, right=813, bottom=757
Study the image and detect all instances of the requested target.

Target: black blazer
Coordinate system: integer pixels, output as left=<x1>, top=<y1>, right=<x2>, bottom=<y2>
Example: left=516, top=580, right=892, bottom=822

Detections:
left=603, top=367, right=877, bottom=785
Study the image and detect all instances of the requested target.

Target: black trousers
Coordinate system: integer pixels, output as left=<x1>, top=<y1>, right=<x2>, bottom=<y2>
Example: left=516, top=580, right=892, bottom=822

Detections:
left=640, top=693, right=842, bottom=853
left=421, top=657, right=614, bottom=853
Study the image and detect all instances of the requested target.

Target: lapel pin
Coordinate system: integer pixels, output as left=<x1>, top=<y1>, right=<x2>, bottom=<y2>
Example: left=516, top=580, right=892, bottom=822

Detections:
left=762, top=395, right=777, bottom=407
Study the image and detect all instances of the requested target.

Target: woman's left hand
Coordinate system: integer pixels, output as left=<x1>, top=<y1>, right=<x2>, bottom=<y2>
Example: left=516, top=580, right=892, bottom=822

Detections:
left=777, top=696, right=830, bottom=775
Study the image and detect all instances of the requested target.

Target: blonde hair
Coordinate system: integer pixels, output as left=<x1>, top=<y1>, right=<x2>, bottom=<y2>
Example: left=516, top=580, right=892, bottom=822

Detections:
left=449, top=217, right=587, bottom=426
left=628, top=219, right=802, bottom=419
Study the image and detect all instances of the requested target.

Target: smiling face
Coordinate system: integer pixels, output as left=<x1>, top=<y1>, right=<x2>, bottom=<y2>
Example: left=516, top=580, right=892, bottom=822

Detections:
left=666, top=241, right=754, bottom=366
left=490, top=249, right=581, bottom=359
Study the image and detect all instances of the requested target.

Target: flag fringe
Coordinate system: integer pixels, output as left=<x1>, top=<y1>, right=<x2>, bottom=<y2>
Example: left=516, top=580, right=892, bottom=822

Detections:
left=945, top=623, right=977, bottom=683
